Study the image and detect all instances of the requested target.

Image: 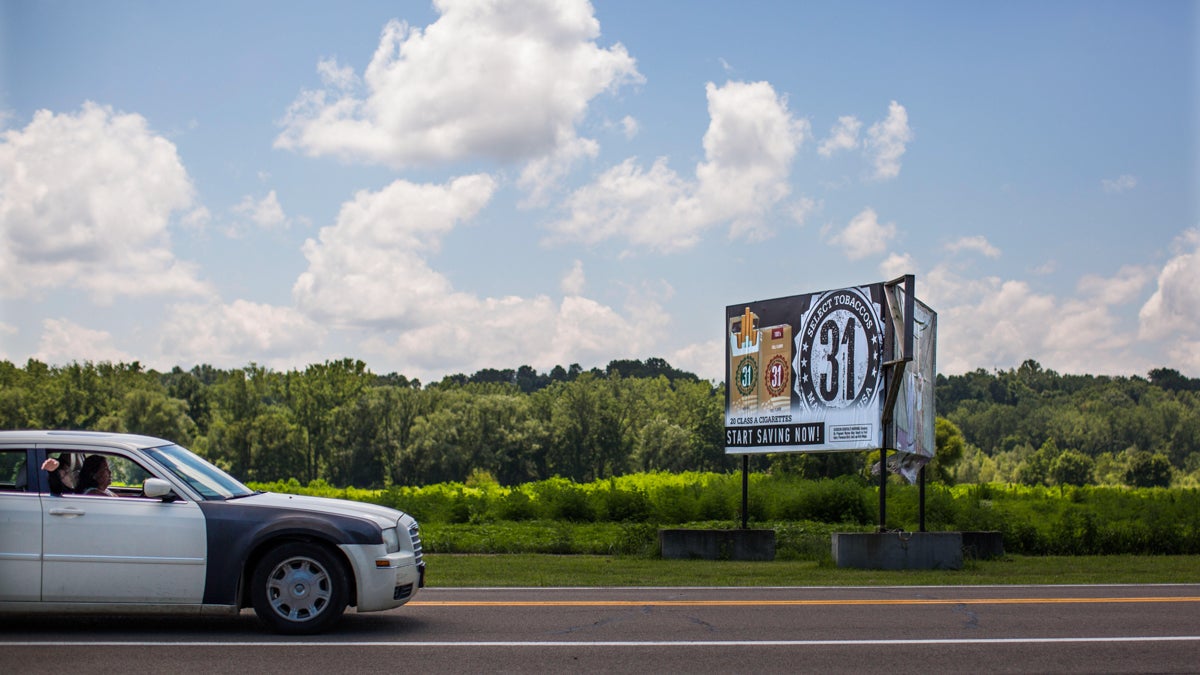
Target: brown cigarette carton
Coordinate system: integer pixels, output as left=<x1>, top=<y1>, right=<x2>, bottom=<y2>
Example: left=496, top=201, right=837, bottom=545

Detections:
left=758, top=323, right=792, bottom=413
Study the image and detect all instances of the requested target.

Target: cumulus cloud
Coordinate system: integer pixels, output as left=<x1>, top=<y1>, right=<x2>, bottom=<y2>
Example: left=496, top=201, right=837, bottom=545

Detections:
left=1139, top=229, right=1200, bottom=372
left=817, top=115, right=862, bottom=157
left=361, top=290, right=665, bottom=378
left=275, top=0, right=641, bottom=183
left=0, top=103, right=211, bottom=303
left=517, top=135, right=599, bottom=207
left=561, top=259, right=586, bottom=295
left=159, top=300, right=327, bottom=369
left=294, top=174, right=498, bottom=326
left=34, top=318, right=134, bottom=364
left=294, top=175, right=663, bottom=379
left=668, top=337, right=723, bottom=383
left=945, top=235, right=1001, bottom=259
left=866, top=101, right=913, bottom=180
left=549, top=80, right=807, bottom=252
left=1102, top=174, right=1138, bottom=194
left=231, top=190, right=288, bottom=234
left=790, top=196, right=819, bottom=226
left=620, top=115, right=639, bottom=139
left=879, top=252, right=918, bottom=280
left=922, top=260, right=1152, bottom=376
left=827, top=207, right=897, bottom=260
left=1078, top=265, right=1153, bottom=305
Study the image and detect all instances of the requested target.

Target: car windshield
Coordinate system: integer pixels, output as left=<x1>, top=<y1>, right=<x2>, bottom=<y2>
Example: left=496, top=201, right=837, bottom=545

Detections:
left=143, top=444, right=255, bottom=500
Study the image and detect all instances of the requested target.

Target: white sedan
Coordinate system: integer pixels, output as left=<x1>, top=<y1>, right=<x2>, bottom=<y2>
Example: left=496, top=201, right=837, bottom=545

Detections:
left=0, top=430, right=424, bottom=634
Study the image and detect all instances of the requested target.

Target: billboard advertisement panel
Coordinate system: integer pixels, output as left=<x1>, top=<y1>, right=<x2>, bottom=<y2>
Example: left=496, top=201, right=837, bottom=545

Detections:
left=888, top=294, right=937, bottom=481
left=725, top=284, right=889, bottom=454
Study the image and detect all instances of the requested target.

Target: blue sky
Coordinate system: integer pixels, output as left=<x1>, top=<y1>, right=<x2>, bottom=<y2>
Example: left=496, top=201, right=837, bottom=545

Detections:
left=2, top=0, right=1197, bottom=382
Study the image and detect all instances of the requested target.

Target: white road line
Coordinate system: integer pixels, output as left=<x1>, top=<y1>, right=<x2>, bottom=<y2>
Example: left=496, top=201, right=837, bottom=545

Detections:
left=5, top=637, right=1200, bottom=647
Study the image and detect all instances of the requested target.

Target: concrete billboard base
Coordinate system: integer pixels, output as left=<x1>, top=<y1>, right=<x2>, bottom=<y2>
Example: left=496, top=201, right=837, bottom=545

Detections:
left=659, top=529, right=776, bottom=561
left=832, top=532, right=964, bottom=570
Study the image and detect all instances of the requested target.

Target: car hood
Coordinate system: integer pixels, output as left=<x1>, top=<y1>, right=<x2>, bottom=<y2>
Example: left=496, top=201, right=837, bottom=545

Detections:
left=234, top=491, right=411, bottom=529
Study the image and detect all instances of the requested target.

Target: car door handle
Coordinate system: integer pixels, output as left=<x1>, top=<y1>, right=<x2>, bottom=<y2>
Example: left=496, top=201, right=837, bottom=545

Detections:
left=49, top=507, right=85, bottom=517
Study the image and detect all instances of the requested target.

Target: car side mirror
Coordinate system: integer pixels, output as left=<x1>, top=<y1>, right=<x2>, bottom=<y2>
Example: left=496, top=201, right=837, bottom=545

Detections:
left=143, top=477, right=177, bottom=500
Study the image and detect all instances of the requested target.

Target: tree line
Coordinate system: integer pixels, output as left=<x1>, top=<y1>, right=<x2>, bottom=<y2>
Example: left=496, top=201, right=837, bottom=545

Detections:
left=938, top=360, right=1200, bottom=487
left=0, top=357, right=727, bottom=487
left=1, top=356, right=1198, bottom=488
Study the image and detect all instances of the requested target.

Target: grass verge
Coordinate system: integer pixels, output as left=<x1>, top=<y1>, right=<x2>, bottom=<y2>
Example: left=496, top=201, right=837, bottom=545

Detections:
left=423, top=554, right=1200, bottom=587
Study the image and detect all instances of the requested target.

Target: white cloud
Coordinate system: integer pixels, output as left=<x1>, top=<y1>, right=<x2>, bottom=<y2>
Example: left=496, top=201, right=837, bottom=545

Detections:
left=316, top=57, right=359, bottom=90
left=294, top=174, right=498, bottom=327
left=945, top=235, right=1001, bottom=258
left=231, top=190, right=288, bottom=233
left=34, top=318, right=134, bottom=364
left=159, top=300, right=327, bottom=369
left=1139, top=228, right=1200, bottom=346
left=827, top=207, right=897, bottom=260
left=361, top=290, right=665, bottom=379
left=697, top=81, right=809, bottom=240
left=550, top=80, right=806, bottom=251
left=275, top=0, right=642, bottom=182
left=922, top=262, right=1149, bottom=376
left=880, top=252, right=918, bottom=280
left=866, top=101, right=913, bottom=180
left=561, top=259, right=586, bottom=295
left=817, top=115, right=861, bottom=157
left=550, top=156, right=698, bottom=250
left=1102, top=174, right=1138, bottom=194
left=669, top=337, right=723, bottom=383
left=0, top=103, right=211, bottom=303
left=293, top=175, right=663, bottom=380
left=620, top=115, right=639, bottom=139
left=0, top=322, right=14, bottom=361
left=1078, top=265, right=1153, bottom=305
left=517, top=134, right=599, bottom=208
left=789, top=196, right=819, bottom=226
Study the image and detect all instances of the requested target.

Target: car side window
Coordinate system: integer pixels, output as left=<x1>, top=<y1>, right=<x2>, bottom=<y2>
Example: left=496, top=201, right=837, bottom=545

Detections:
left=0, top=449, right=29, bottom=492
left=68, top=451, right=157, bottom=498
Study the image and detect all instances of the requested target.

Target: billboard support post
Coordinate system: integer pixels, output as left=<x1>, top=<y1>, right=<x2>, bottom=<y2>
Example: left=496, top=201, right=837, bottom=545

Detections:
left=741, top=455, right=749, bottom=529
left=878, top=274, right=916, bottom=532
left=919, top=465, right=927, bottom=532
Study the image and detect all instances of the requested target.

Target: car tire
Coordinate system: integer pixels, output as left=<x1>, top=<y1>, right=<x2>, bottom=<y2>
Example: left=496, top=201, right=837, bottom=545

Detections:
left=251, top=542, right=349, bottom=634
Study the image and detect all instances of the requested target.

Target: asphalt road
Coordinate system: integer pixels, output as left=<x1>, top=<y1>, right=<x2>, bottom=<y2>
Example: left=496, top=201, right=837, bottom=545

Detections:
left=5, top=584, right=1199, bottom=674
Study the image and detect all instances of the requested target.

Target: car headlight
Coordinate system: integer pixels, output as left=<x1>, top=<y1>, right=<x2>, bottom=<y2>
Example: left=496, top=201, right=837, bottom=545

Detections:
left=382, top=526, right=400, bottom=553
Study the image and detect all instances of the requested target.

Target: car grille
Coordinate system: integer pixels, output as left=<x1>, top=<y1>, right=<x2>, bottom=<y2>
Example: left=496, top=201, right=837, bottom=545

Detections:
left=408, top=521, right=423, bottom=565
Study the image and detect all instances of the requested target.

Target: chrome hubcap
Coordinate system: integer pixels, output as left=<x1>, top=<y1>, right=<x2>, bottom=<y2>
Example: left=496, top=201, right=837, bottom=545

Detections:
left=266, top=556, right=331, bottom=621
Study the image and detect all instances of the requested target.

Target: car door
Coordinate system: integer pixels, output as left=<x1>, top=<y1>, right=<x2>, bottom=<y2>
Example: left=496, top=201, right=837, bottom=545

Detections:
left=40, top=447, right=208, bottom=604
left=0, top=446, right=41, bottom=601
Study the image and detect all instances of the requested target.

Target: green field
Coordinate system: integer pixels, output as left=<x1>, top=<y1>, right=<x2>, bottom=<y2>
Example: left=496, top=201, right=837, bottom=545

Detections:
left=424, top=553, right=1200, bottom=587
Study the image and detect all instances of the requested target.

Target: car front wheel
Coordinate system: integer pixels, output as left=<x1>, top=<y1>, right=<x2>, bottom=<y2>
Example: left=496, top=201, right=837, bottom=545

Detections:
left=251, top=542, right=349, bottom=634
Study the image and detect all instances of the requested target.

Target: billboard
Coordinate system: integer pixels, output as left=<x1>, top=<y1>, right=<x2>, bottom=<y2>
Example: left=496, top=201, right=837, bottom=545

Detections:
left=725, top=280, right=937, bottom=464
left=725, top=283, right=890, bottom=454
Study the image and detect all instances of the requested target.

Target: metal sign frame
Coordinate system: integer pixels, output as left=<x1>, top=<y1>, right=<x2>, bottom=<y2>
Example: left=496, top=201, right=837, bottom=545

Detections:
left=725, top=275, right=935, bottom=532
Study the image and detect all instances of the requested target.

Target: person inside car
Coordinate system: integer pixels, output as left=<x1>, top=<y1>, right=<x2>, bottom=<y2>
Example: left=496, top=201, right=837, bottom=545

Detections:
left=76, top=455, right=117, bottom=497
left=41, top=454, right=78, bottom=494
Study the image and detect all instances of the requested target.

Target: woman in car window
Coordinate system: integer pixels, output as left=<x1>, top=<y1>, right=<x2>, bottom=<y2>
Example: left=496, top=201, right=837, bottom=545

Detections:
left=76, top=455, right=117, bottom=497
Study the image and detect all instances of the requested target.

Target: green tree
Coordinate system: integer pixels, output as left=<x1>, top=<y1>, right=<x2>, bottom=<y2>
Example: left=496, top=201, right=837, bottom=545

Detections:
left=1015, top=438, right=1059, bottom=486
left=286, top=359, right=369, bottom=482
left=1050, top=449, right=1094, bottom=487
left=930, top=417, right=966, bottom=483
left=1124, top=451, right=1173, bottom=488
left=111, top=389, right=197, bottom=444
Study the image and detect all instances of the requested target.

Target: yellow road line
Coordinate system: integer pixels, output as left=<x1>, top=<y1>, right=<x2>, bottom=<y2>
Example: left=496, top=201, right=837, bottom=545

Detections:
left=411, top=597, right=1200, bottom=607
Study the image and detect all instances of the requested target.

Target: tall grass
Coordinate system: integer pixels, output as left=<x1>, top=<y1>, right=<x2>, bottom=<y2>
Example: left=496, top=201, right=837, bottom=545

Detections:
left=247, top=474, right=1200, bottom=557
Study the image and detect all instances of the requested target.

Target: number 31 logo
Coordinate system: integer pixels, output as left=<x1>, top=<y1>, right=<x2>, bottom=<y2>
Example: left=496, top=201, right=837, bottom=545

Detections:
left=794, top=288, right=883, bottom=410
